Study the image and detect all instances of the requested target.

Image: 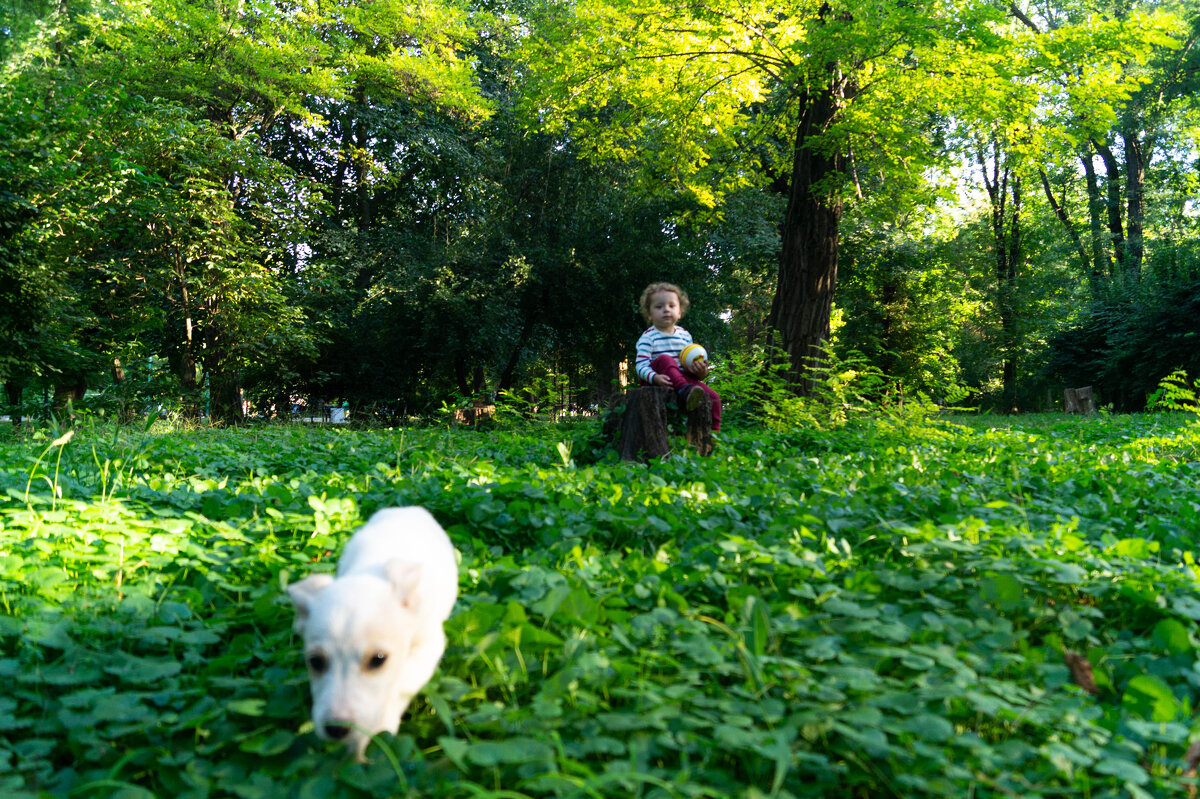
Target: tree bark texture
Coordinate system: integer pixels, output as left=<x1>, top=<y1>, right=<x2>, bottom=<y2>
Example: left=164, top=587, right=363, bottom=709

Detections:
left=979, top=141, right=1021, bottom=412
left=173, top=345, right=200, bottom=419
left=603, top=387, right=712, bottom=462
left=209, top=369, right=245, bottom=425
left=1123, top=133, right=1147, bottom=278
left=1079, top=151, right=1108, bottom=285
left=767, top=82, right=845, bottom=396
left=171, top=251, right=201, bottom=420
left=1037, top=169, right=1091, bottom=279
left=1091, top=138, right=1127, bottom=275
left=1064, top=386, right=1096, bottom=414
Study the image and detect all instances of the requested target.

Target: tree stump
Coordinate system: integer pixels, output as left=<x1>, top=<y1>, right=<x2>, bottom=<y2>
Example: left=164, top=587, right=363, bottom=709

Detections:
left=1064, top=386, right=1096, bottom=414
left=603, top=386, right=713, bottom=462
left=451, top=402, right=496, bottom=425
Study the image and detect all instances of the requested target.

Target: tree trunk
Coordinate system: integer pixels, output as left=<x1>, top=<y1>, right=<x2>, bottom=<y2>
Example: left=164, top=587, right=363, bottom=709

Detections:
left=353, top=85, right=371, bottom=234
left=453, top=357, right=470, bottom=396
left=4, top=380, right=22, bottom=428
left=209, top=368, right=245, bottom=425
left=498, top=315, right=534, bottom=391
left=204, top=302, right=243, bottom=425
left=1091, top=138, right=1127, bottom=275
left=274, top=387, right=291, bottom=420
left=175, top=266, right=201, bottom=420
left=979, top=141, right=1022, bottom=412
left=998, top=176, right=1021, bottom=412
left=767, top=81, right=846, bottom=396
left=111, top=357, right=137, bottom=424
left=1123, top=132, right=1146, bottom=279
left=1080, top=150, right=1108, bottom=286
left=1037, top=168, right=1090, bottom=278
left=51, top=375, right=86, bottom=421
left=332, top=111, right=354, bottom=218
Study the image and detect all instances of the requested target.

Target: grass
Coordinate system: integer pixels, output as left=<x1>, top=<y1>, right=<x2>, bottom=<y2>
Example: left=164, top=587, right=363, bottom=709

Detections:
left=2, top=411, right=1200, bottom=797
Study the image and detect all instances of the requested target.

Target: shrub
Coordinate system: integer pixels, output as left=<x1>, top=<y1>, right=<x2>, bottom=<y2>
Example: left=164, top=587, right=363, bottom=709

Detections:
left=1048, top=278, right=1200, bottom=411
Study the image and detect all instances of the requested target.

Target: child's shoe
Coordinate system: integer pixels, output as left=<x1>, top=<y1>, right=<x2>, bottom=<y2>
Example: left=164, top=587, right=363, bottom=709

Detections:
left=682, top=386, right=704, bottom=412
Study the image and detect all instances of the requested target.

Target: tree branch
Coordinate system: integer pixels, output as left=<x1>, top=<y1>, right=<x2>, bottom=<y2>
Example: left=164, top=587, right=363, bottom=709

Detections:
left=1008, top=3, right=1041, bottom=34
left=1038, top=167, right=1090, bottom=274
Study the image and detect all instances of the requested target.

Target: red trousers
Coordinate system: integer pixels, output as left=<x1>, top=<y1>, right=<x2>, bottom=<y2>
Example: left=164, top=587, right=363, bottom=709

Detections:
left=648, top=354, right=721, bottom=432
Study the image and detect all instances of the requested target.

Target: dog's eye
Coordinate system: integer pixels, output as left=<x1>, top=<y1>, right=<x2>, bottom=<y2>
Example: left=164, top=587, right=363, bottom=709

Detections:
left=307, top=653, right=329, bottom=674
left=366, top=652, right=388, bottom=670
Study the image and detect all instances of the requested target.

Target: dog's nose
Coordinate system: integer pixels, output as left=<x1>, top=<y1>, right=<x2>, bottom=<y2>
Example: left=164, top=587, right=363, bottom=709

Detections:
left=323, top=722, right=351, bottom=740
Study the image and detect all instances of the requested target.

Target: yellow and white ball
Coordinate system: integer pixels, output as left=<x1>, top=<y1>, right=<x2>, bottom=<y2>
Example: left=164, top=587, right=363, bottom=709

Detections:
left=680, top=344, right=708, bottom=370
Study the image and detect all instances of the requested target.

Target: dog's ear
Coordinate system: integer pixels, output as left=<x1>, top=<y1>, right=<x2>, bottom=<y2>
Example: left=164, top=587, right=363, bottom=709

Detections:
left=385, top=560, right=424, bottom=612
left=287, top=573, right=335, bottom=630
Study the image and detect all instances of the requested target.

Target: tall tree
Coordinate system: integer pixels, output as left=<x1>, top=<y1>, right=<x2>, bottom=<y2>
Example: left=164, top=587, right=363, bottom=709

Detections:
left=1, top=0, right=491, bottom=422
left=1010, top=0, right=1193, bottom=286
left=978, top=140, right=1024, bottom=411
left=524, top=0, right=1022, bottom=392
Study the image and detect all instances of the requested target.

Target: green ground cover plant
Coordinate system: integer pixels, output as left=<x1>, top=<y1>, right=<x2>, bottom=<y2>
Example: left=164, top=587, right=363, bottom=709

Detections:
left=2, top=411, right=1200, bottom=798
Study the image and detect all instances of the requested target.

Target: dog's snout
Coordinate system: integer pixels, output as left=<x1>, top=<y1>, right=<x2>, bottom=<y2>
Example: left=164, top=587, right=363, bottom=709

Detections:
left=323, top=722, right=352, bottom=740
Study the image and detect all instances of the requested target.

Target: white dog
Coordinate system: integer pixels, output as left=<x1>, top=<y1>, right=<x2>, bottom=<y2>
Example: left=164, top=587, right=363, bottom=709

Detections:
left=287, top=506, right=458, bottom=759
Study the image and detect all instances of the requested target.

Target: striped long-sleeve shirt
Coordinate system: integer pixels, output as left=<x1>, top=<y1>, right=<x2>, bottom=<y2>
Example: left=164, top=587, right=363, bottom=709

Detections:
left=635, top=325, right=693, bottom=383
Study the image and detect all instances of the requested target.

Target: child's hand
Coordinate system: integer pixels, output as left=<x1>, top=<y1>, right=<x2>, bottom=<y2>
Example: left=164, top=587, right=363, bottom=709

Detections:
left=653, top=373, right=672, bottom=387
left=686, top=360, right=708, bottom=380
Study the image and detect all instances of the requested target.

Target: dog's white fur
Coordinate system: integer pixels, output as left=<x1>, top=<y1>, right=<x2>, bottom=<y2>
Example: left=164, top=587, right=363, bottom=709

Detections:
left=287, top=506, right=458, bottom=759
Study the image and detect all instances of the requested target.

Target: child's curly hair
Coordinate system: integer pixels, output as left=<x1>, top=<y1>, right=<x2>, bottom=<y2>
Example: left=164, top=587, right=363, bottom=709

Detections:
left=639, top=282, right=690, bottom=324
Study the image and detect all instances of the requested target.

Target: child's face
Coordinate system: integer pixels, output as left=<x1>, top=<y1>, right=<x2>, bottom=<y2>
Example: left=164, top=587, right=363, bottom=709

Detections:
left=647, top=290, right=681, bottom=331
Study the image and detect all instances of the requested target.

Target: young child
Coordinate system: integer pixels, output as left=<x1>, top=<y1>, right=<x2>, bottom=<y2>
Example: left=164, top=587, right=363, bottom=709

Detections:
left=634, top=282, right=721, bottom=432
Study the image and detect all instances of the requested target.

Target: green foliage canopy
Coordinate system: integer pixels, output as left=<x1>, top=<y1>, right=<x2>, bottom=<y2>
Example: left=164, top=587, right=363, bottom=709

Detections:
left=0, top=0, right=491, bottom=417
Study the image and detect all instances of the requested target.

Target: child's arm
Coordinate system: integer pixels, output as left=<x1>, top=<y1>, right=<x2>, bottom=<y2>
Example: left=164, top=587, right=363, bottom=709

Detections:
left=634, top=331, right=660, bottom=384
